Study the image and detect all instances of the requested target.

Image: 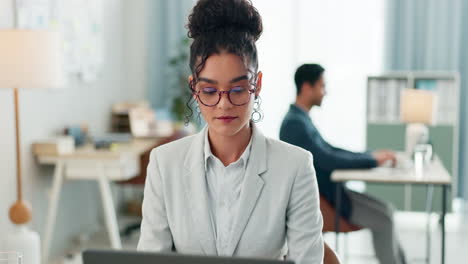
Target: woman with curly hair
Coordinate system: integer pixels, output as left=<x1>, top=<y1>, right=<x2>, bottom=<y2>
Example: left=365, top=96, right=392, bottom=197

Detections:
left=138, top=1, right=324, bottom=263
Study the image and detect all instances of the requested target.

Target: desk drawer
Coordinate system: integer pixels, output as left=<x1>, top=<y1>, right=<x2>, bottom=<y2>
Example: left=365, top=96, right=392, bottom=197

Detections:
left=64, top=157, right=139, bottom=181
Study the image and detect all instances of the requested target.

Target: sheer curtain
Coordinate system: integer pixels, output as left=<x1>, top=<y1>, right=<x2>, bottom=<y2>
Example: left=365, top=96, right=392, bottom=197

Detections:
left=384, top=0, right=468, bottom=200
left=253, top=0, right=385, bottom=151
left=147, top=0, right=193, bottom=109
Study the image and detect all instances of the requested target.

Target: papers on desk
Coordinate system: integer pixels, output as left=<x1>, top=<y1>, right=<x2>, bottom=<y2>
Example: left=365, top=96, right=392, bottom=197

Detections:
left=364, top=158, right=448, bottom=184
left=395, top=153, right=413, bottom=170
left=380, top=154, right=413, bottom=170
left=93, top=133, right=133, bottom=149
left=332, top=152, right=450, bottom=185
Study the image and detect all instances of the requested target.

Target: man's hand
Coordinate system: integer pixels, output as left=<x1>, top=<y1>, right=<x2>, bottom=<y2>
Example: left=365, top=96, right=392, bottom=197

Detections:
left=372, top=150, right=397, bottom=167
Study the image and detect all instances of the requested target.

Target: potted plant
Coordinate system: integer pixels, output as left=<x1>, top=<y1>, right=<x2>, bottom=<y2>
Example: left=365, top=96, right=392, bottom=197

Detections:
left=169, top=37, right=192, bottom=124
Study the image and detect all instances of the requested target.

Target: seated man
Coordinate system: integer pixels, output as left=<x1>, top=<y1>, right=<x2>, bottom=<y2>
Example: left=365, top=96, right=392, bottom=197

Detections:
left=280, top=64, right=406, bottom=264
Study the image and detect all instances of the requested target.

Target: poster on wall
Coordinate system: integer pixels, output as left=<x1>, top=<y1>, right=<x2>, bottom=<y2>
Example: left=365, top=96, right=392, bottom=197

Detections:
left=16, top=0, right=104, bottom=82
left=16, top=0, right=50, bottom=28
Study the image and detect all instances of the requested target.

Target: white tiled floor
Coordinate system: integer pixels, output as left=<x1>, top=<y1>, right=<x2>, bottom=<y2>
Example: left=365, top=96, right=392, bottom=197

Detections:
left=324, top=212, right=468, bottom=264
left=64, top=212, right=468, bottom=264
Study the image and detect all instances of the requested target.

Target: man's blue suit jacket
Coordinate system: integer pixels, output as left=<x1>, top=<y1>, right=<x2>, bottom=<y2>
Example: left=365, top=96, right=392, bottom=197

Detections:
left=280, top=104, right=377, bottom=219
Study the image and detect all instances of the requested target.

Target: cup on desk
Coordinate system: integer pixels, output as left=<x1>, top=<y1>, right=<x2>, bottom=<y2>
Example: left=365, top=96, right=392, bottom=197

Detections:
left=414, top=143, right=433, bottom=164
left=413, top=143, right=433, bottom=178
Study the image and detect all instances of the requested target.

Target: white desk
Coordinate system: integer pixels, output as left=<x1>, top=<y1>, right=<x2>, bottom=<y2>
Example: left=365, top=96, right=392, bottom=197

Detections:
left=331, top=155, right=451, bottom=264
left=36, top=139, right=159, bottom=263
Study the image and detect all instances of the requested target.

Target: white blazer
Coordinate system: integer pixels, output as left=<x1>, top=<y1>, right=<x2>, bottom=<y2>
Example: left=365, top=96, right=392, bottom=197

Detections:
left=137, top=125, right=324, bottom=264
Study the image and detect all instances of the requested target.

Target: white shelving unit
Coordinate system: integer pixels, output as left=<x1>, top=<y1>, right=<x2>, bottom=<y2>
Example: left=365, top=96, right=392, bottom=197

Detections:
left=367, top=72, right=460, bottom=126
left=366, top=71, right=460, bottom=210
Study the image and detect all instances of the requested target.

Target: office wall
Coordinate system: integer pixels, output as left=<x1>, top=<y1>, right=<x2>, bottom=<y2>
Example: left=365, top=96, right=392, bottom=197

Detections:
left=0, top=0, right=148, bottom=259
left=255, top=0, right=384, bottom=152
left=124, top=0, right=151, bottom=101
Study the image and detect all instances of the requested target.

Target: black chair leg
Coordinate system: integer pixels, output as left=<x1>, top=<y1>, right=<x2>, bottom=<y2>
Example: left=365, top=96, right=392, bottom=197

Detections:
left=121, top=222, right=141, bottom=237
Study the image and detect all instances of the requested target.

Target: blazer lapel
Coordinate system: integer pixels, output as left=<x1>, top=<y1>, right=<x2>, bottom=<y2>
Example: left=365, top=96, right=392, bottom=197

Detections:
left=182, top=127, right=217, bottom=255
left=226, top=124, right=268, bottom=256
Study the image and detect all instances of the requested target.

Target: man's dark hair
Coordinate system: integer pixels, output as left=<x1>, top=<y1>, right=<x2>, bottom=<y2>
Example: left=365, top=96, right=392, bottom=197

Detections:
left=294, top=64, right=325, bottom=95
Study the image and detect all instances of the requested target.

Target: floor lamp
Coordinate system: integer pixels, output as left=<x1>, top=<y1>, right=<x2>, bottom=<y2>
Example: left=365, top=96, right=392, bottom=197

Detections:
left=0, top=30, right=64, bottom=264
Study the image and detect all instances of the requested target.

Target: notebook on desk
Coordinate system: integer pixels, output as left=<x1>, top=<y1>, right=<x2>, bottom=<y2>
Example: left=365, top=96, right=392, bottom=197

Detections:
left=83, top=250, right=294, bottom=264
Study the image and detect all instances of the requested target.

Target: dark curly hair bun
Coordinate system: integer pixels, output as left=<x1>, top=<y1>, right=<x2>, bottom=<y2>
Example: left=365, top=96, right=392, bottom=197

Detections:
left=184, top=0, right=264, bottom=124
left=187, top=0, right=263, bottom=78
left=188, top=0, right=262, bottom=41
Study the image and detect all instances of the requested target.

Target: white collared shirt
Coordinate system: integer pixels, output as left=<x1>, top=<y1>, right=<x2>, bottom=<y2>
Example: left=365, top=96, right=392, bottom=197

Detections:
left=204, top=129, right=253, bottom=256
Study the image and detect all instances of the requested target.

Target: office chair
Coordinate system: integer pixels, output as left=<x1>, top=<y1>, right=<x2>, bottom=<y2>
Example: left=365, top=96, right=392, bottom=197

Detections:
left=324, top=242, right=341, bottom=264
left=319, top=195, right=363, bottom=261
left=320, top=195, right=362, bottom=232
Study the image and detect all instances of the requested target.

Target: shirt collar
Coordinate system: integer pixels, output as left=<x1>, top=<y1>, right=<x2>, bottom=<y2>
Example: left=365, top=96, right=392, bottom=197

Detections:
left=203, top=127, right=253, bottom=171
left=290, top=103, right=311, bottom=120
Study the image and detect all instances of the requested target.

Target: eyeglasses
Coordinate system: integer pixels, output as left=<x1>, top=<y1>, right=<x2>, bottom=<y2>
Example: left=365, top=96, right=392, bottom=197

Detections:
left=191, top=82, right=256, bottom=107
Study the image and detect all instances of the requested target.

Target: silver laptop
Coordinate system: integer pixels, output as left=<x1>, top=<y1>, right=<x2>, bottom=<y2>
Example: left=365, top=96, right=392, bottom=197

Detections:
left=82, top=249, right=294, bottom=264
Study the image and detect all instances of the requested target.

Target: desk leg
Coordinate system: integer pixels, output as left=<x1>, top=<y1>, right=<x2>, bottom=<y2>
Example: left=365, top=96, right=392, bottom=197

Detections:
left=42, top=161, right=64, bottom=264
left=441, top=185, right=447, bottom=264
left=425, top=185, right=434, bottom=264
left=97, top=164, right=122, bottom=249
left=334, top=183, right=342, bottom=253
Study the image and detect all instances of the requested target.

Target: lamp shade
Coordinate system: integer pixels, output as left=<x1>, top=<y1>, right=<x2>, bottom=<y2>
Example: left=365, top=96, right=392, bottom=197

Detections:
left=0, top=30, right=65, bottom=89
left=400, top=88, right=437, bottom=125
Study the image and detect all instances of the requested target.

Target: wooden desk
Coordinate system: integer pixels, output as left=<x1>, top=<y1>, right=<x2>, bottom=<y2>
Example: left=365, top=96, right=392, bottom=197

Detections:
left=331, top=155, right=451, bottom=264
left=36, top=138, right=160, bottom=263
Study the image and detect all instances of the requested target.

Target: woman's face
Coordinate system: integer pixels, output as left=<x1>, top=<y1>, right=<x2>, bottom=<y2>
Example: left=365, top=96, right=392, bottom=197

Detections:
left=190, top=52, right=262, bottom=137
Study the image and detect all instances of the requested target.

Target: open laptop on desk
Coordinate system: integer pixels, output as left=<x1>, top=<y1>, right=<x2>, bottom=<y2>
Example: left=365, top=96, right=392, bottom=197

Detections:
left=83, top=250, right=294, bottom=264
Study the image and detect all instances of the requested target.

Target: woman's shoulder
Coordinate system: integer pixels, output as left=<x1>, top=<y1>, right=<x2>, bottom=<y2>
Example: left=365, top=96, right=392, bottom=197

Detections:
left=261, top=137, right=316, bottom=181
left=264, top=136, right=313, bottom=161
left=149, top=133, right=198, bottom=159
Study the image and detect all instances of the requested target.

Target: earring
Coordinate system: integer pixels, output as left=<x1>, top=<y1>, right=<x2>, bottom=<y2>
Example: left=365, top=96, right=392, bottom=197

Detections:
left=251, top=96, right=264, bottom=123
left=195, top=103, right=203, bottom=124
